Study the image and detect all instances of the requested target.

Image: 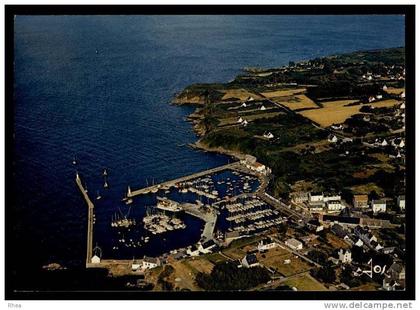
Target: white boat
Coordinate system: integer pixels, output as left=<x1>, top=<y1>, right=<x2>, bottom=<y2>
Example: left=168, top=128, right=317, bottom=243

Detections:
left=96, top=190, right=102, bottom=200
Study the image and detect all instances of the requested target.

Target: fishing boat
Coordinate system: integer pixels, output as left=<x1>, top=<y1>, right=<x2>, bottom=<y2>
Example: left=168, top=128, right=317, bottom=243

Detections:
left=111, top=207, right=136, bottom=228
left=72, top=155, right=77, bottom=165
left=104, top=179, right=109, bottom=189
left=96, top=190, right=102, bottom=200
left=103, top=168, right=108, bottom=176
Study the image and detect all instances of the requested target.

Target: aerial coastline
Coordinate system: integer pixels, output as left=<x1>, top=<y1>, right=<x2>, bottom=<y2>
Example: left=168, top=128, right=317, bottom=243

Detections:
left=72, top=47, right=407, bottom=292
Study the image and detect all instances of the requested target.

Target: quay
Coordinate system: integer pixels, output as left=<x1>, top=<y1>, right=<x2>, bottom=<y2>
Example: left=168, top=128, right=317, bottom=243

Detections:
left=258, top=192, right=310, bottom=223
left=75, top=173, right=95, bottom=267
left=181, top=203, right=217, bottom=241
left=128, top=162, right=241, bottom=197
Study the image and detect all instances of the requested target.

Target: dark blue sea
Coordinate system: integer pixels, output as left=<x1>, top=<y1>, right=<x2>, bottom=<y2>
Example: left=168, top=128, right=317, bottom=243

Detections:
left=12, top=15, right=404, bottom=285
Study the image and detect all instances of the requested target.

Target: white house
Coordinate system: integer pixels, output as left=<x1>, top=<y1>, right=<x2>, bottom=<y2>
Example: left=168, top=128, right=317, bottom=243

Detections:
left=247, top=96, right=255, bottom=102
left=257, top=238, right=278, bottom=252
left=399, top=139, right=405, bottom=148
left=400, top=102, right=405, bottom=109
left=263, top=131, right=274, bottom=139
left=327, top=200, right=344, bottom=212
left=260, top=105, right=266, bottom=111
left=355, top=239, right=364, bottom=247
left=91, top=255, right=101, bottom=264
left=372, top=199, right=387, bottom=213
left=400, top=92, right=405, bottom=99
left=331, top=124, right=344, bottom=130
left=397, top=195, right=405, bottom=211
left=242, top=119, right=248, bottom=126
left=241, top=103, right=247, bottom=108
left=241, top=254, right=259, bottom=268
left=240, top=155, right=271, bottom=176
left=328, top=135, right=338, bottom=143
left=237, top=117, right=244, bottom=123
left=309, top=192, right=324, bottom=203
left=382, top=85, right=388, bottom=91
left=198, top=240, right=217, bottom=254
left=338, top=249, right=352, bottom=264
left=285, top=238, right=303, bottom=251
left=376, top=94, right=383, bottom=100
left=186, top=244, right=201, bottom=257
left=142, top=257, right=161, bottom=269
left=324, top=193, right=341, bottom=202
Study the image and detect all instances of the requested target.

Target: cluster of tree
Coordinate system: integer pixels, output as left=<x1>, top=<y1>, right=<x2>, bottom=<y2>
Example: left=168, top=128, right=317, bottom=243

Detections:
left=157, top=265, right=175, bottom=291
left=344, top=114, right=389, bottom=136
left=310, top=265, right=336, bottom=284
left=195, top=262, right=271, bottom=291
left=307, top=250, right=328, bottom=266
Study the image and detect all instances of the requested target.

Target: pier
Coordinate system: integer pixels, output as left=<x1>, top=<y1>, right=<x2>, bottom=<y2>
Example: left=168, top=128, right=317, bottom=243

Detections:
left=128, top=162, right=240, bottom=197
left=181, top=203, right=217, bottom=241
left=75, top=173, right=95, bottom=266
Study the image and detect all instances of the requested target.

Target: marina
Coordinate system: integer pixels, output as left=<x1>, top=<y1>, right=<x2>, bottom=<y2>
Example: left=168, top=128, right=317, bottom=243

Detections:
left=76, top=158, right=272, bottom=265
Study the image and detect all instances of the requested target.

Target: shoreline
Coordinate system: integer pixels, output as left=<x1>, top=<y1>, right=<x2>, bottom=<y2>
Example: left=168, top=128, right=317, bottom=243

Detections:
left=189, top=139, right=246, bottom=162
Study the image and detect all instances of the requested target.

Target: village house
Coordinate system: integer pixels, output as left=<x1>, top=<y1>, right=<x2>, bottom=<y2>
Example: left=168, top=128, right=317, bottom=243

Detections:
left=355, top=239, right=364, bottom=247
left=327, top=200, right=344, bottom=213
left=382, top=246, right=396, bottom=255
left=198, top=240, right=217, bottom=254
left=240, top=155, right=271, bottom=176
left=187, top=244, right=201, bottom=257
left=257, top=237, right=278, bottom=252
left=142, top=257, right=161, bottom=270
left=331, top=124, right=344, bottom=130
left=309, top=201, right=325, bottom=212
left=372, top=199, right=387, bottom=213
left=260, top=105, right=266, bottom=111
left=397, top=195, right=405, bottom=211
left=323, top=193, right=341, bottom=202
left=285, top=238, right=303, bottom=251
left=309, top=192, right=324, bottom=203
left=241, top=254, right=259, bottom=268
left=353, top=194, right=369, bottom=209
left=328, top=134, right=338, bottom=143
left=338, top=249, right=352, bottom=264
left=91, top=255, right=101, bottom=264
left=263, top=131, right=274, bottom=139
left=291, top=192, right=309, bottom=204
